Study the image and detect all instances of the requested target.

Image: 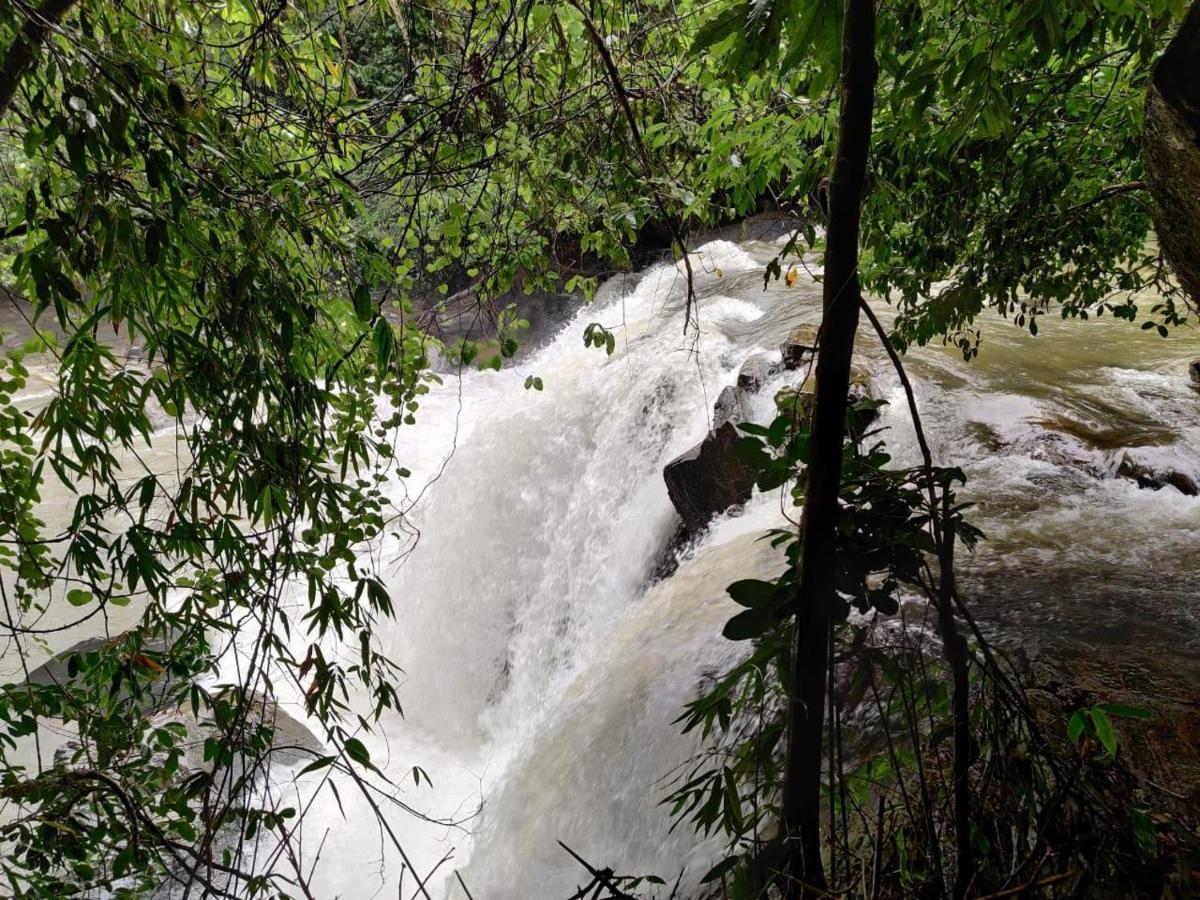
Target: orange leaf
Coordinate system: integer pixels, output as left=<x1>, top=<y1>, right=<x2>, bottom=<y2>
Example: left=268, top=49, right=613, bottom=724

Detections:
left=132, top=654, right=164, bottom=674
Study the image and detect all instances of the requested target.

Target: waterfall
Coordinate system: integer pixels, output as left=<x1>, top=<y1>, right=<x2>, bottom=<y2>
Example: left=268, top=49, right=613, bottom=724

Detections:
left=289, top=236, right=1200, bottom=898
left=6, top=234, right=1199, bottom=898
left=297, top=240, right=808, bottom=899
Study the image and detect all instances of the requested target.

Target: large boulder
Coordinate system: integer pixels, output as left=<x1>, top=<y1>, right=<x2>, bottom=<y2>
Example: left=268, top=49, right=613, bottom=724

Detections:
left=663, top=422, right=755, bottom=531
left=665, top=354, right=879, bottom=532
left=25, top=627, right=181, bottom=709
left=780, top=324, right=819, bottom=369
left=774, top=365, right=878, bottom=438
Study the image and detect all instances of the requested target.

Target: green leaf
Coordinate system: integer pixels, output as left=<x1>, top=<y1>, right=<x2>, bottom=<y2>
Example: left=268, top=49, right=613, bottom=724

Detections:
left=353, top=284, right=373, bottom=322
left=1091, top=707, right=1117, bottom=757
left=167, top=82, right=186, bottom=113
left=1067, top=710, right=1085, bottom=744
left=689, top=2, right=749, bottom=57
left=297, top=755, right=337, bottom=776
left=145, top=219, right=165, bottom=265
left=65, top=131, right=87, bottom=177
left=373, top=319, right=393, bottom=370
left=722, top=605, right=776, bottom=641
left=343, top=736, right=371, bottom=767
left=726, top=579, right=776, bottom=609
left=701, top=855, right=739, bottom=883
left=67, top=589, right=93, bottom=607
left=1096, top=703, right=1150, bottom=720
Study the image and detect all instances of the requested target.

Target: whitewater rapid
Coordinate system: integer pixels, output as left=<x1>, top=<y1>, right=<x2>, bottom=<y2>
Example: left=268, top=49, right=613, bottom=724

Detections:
left=295, top=240, right=795, bottom=899
left=292, top=234, right=1200, bottom=898
left=4, top=232, right=1199, bottom=898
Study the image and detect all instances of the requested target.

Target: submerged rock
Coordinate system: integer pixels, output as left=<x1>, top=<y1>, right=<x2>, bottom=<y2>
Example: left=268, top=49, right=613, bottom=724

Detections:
left=1035, top=414, right=1174, bottom=451
left=1116, top=453, right=1199, bottom=496
left=663, top=422, right=755, bottom=531
left=780, top=324, right=819, bottom=369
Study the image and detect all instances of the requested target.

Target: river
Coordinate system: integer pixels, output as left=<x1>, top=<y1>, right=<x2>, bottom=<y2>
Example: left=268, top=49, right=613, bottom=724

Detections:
left=3, top=232, right=1199, bottom=897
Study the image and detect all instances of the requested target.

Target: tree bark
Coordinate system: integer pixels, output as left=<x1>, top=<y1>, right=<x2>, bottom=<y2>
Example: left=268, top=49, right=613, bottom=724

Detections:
left=779, top=0, right=877, bottom=892
left=1145, top=0, right=1200, bottom=305
left=938, top=504, right=973, bottom=898
left=0, top=0, right=78, bottom=118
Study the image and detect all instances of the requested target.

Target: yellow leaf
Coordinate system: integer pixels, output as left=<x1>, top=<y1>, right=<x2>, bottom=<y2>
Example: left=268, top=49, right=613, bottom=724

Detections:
left=785, top=266, right=798, bottom=287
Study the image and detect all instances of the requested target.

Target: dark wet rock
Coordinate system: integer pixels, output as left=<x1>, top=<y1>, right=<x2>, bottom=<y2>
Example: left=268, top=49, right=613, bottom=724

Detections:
left=737, top=353, right=783, bottom=393
left=1189, top=359, right=1200, bottom=386
left=780, top=324, right=819, bottom=369
left=663, top=422, right=755, bottom=531
left=712, top=384, right=744, bottom=429
left=666, top=356, right=880, bottom=532
left=1116, top=453, right=1199, bottom=496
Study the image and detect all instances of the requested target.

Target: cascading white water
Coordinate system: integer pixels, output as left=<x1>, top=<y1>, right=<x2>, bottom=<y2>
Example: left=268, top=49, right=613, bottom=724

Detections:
left=286, top=235, right=1200, bottom=898
left=5, top=233, right=1199, bottom=898
left=280, top=240, right=797, bottom=899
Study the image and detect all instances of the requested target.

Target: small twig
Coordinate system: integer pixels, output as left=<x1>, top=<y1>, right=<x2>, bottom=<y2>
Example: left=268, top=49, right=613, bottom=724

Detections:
left=975, top=869, right=1078, bottom=899
left=453, top=871, right=476, bottom=900
left=1146, top=778, right=1190, bottom=801
left=558, top=841, right=639, bottom=900
left=409, top=848, right=454, bottom=900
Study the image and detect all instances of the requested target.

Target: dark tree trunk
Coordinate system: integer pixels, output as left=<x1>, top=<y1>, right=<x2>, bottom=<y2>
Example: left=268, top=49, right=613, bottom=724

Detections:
left=1153, top=0, right=1200, bottom=115
left=0, top=0, right=78, bottom=117
left=938, top=507, right=973, bottom=898
left=779, top=0, right=877, bottom=891
left=1145, top=0, right=1200, bottom=305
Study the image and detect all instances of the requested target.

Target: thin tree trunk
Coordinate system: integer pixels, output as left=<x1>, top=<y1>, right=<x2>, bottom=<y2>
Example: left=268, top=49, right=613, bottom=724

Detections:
left=938, top=500, right=973, bottom=898
left=780, top=0, right=877, bottom=892
left=0, top=0, right=78, bottom=118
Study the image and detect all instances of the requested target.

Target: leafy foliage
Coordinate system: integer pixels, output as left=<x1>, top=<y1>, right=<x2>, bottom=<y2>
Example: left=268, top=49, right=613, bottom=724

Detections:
left=0, top=0, right=1195, bottom=893
left=692, top=0, right=1194, bottom=354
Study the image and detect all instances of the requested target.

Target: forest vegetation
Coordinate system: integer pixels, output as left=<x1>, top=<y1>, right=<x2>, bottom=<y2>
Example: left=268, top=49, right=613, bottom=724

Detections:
left=0, top=0, right=1198, bottom=897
